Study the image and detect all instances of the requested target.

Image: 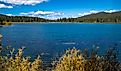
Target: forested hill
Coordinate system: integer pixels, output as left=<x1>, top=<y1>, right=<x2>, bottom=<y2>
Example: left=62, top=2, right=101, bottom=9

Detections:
left=0, top=11, right=121, bottom=23
left=77, top=11, right=121, bottom=23
left=55, top=11, right=121, bottom=23
left=0, top=14, right=50, bottom=22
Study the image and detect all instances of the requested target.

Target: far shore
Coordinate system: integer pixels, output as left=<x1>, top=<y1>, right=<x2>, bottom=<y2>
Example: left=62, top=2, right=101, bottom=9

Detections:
left=11, top=22, right=121, bottom=24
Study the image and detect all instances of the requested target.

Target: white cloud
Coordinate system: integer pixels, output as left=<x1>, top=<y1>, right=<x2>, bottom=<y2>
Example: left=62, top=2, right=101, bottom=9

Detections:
left=20, top=12, right=34, bottom=15
left=20, top=10, right=64, bottom=16
left=78, top=10, right=99, bottom=16
left=0, top=0, right=48, bottom=5
left=0, top=4, right=13, bottom=8
left=78, top=10, right=118, bottom=16
left=19, top=10, right=64, bottom=19
left=90, top=10, right=99, bottom=13
left=6, top=14, right=13, bottom=16
left=78, top=12, right=90, bottom=16
left=104, top=10, right=117, bottom=13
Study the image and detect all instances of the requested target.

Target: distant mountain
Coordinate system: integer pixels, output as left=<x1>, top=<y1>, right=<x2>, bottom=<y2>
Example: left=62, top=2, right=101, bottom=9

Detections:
left=76, top=11, right=121, bottom=23
left=0, top=11, right=121, bottom=23
left=56, top=11, right=121, bottom=23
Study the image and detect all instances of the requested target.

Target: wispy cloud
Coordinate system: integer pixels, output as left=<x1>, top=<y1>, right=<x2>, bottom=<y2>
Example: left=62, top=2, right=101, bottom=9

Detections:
left=0, top=0, right=48, bottom=5
left=78, top=10, right=119, bottom=16
left=0, top=4, right=13, bottom=8
left=104, top=10, right=117, bottom=13
left=78, top=10, right=99, bottom=16
left=19, top=10, right=64, bottom=19
left=5, top=14, right=13, bottom=16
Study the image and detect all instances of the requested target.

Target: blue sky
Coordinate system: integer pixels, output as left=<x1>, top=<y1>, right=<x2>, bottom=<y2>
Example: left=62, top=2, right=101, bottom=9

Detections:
left=0, top=0, right=121, bottom=19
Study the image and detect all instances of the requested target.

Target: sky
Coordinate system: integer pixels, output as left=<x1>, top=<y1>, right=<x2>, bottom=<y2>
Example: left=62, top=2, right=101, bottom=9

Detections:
left=0, top=0, right=121, bottom=19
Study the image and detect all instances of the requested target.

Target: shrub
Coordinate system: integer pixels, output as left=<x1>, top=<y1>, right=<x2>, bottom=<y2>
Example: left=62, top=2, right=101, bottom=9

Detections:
left=53, top=48, right=121, bottom=71
left=0, top=48, right=43, bottom=71
left=0, top=47, right=121, bottom=71
left=53, top=48, right=85, bottom=71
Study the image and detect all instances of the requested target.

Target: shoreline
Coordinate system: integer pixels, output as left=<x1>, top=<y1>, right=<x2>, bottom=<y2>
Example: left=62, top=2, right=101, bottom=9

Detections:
left=11, top=22, right=121, bottom=24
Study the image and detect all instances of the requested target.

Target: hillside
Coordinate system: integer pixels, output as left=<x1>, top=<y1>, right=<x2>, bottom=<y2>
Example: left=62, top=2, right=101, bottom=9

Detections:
left=76, top=11, right=121, bottom=23
left=56, top=11, right=121, bottom=23
left=0, top=14, right=50, bottom=23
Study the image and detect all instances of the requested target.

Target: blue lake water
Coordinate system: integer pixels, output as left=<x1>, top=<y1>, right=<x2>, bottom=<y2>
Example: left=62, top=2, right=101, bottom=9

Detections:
left=0, top=23, right=121, bottom=66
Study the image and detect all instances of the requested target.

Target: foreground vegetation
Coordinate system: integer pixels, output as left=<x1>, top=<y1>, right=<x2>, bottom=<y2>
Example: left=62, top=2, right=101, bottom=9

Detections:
left=53, top=48, right=121, bottom=71
left=0, top=47, right=42, bottom=71
left=0, top=46, right=121, bottom=71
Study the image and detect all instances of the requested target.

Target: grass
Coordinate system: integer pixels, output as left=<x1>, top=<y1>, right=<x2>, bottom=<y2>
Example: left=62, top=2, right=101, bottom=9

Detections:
left=0, top=21, right=12, bottom=26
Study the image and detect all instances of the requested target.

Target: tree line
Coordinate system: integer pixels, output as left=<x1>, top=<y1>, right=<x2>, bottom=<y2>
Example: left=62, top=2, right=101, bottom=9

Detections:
left=0, top=11, right=121, bottom=24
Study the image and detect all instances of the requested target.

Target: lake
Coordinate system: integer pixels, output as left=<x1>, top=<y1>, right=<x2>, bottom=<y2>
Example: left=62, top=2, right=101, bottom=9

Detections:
left=0, top=23, right=121, bottom=67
